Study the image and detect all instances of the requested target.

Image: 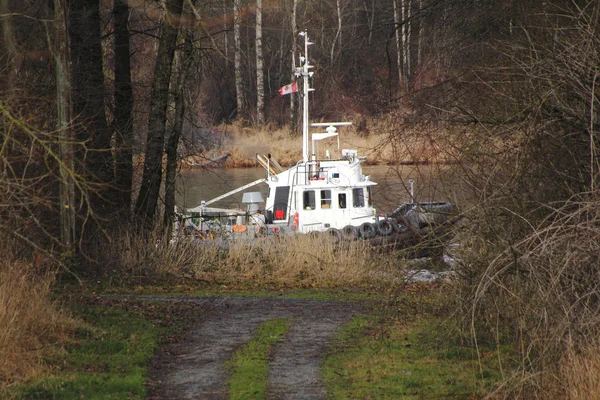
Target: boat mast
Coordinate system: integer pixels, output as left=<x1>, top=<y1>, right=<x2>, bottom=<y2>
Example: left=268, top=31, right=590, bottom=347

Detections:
left=297, top=31, right=313, bottom=163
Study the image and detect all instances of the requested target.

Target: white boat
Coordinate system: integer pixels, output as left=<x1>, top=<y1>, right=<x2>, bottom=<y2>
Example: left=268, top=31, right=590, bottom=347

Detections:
left=176, top=31, right=456, bottom=244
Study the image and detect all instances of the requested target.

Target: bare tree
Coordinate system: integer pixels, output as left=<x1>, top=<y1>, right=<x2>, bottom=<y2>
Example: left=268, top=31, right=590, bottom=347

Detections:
left=255, top=0, right=264, bottom=124
left=54, top=0, right=75, bottom=249
left=0, top=0, right=17, bottom=98
left=233, top=0, right=245, bottom=119
left=135, top=0, right=185, bottom=226
left=330, top=0, right=343, bottom=65
left=290, top=0, right=298, bottom=131
left=393, top=0, right=403, bottom=89
left=69, top=0, right=113, bottom=220
left=164, top=0, right=198, bottom=229
left=417, top=0, right=423, bottom=67
left=363, top=0, right=375, bottom=45
left=113, top=0, right=134, bottom=213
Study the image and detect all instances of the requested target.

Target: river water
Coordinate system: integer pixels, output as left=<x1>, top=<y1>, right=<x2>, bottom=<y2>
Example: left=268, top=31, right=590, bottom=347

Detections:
left=176, top=164, right=466, bottom=214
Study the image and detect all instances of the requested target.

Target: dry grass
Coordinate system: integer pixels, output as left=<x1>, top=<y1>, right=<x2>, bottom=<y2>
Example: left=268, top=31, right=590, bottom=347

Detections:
left=451, top=195, right=600, bottom=398
left=107, top=227, right=402, bottom=286
left=0, top=250, right=76, bottom=385
left=207, top=235, right=383, bottom=285
left=103, top=229, right=211, bottom=279
left=560, top=343, right=600, bottom=400
left=187, top=119, right=452, bottom=169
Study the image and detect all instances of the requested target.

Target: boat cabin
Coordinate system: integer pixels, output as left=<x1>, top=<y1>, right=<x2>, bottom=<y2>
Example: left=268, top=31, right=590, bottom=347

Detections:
left=263, top=148, right=377, bottom=233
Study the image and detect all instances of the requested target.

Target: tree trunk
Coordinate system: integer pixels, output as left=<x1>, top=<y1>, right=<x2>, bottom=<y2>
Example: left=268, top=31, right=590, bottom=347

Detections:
left=134, top=0, right=184, bottom=226
left=1, top=0, right=17, bottom=99
left=400, top=0, right=407, bottom=87
left=405, top=0, right=411, bottom=88
left=290, top=0, right=298, bottom=132
left=234, top=0, right=245, bottom=119
left=256, top=0, right=264, bottom=125
left=164, top=32, right=194, bottom=230
left=363, top=0, right=375, bottom=45
left=68, top=0, right=113, bottom=218
left=417, top=0, right=423, bottom=68
left=113, top=0, right=134, bottom=214
left=54, top=0, right=76, bottom=250
left=393, top=0, right=403, bottom=89
left=330, top=0, right=343, bottom=65
left=223, top=0, right=228, bottom=57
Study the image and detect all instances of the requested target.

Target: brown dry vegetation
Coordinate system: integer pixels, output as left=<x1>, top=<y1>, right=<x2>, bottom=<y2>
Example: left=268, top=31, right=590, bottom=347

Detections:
left=449, top=196, right=600, bottom=398
left=105, top=229, right=402, bottom=286
left=561, top=343, right=600, bottom=400
left=0, top=240, right=76, bottom=385
left=180, top=117, right=453, bottom=170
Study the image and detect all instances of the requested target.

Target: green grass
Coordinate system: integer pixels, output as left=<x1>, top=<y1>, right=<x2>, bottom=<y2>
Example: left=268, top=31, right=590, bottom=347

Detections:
left=323, top=315, right=503, bottom=399
left=12, top=300, right=173, bottom=400
left=226, top=318, right=290, bottom=400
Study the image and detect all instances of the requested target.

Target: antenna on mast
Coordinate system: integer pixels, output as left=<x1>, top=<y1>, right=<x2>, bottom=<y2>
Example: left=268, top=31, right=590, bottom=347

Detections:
left=297, top=31, right=313, bottom=163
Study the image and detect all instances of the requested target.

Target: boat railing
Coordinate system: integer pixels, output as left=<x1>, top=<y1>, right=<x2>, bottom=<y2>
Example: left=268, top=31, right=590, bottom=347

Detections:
left=294, top=159, right=350, bottom=185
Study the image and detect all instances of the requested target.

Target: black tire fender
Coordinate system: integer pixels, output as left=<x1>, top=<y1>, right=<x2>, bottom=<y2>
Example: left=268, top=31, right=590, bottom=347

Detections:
left=341, top=225, right=358, bottom=241
left=359, top=222, right=377, bottom=239
left=377, top=219, right=394, bottom=236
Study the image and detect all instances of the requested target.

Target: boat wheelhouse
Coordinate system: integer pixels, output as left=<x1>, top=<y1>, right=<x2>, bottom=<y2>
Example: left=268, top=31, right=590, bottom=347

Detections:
left=261, top=142, right=377, bottom=234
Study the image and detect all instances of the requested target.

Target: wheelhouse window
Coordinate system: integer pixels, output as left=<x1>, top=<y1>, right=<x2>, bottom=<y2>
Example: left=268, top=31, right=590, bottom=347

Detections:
left=321, top=190, right=332, bottom=209
left=352, top=188, right=365, bottom=208
left=303, top=190, right=316, bottom=210
left=338, top=193, right=347, bottom=209
left=367, top=187, right=373, bottom=207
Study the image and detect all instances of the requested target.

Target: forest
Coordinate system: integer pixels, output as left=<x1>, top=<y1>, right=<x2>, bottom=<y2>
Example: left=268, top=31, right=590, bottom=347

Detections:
left=2, top=0, right=600, bottom=397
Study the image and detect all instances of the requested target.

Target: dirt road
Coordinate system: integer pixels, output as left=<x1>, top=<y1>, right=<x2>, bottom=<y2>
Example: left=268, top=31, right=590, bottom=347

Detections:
left=143, top=296, right=365, bottom=399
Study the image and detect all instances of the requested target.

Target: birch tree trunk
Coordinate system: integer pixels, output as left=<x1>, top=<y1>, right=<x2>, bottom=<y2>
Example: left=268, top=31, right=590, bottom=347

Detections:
left=400, top=0, right=407, bottom=85
left=113, top=0, right=134, bottom=213
left=330, top=0, right=343, bottom=65
left=256, top=0, right=264, bottom=124
left=405, top=0, right=411, bottom=87
left=398, top=0, right=410, bottom=90
left=393, top=0, right=403, bottom=89
left=54, top=0, right=76, bottom=249
left=234, top=0, right=245, bottom=119
left=135, top=0, right=184, bottom=226
left=223, top=0, right=228, bottom=57
left=290, top=0, right=298, bottom=131
left=363, top=0, right=375, bottom=45
left=417, top=0, right=423, bottom=68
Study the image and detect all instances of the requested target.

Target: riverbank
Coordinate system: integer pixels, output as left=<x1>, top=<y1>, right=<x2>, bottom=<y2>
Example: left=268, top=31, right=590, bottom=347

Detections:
left=180, top=117, right=453, bottom=169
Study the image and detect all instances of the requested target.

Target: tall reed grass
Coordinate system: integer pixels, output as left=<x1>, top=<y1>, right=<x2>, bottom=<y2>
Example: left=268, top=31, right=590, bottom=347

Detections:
left=0, top=244, right=76, bottom=385
left=106, top=228, right=403, bottom=286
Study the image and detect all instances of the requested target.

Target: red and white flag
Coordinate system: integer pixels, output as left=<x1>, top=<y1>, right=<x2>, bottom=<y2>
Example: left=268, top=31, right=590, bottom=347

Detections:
left=278, top=82, right=298, bottom=96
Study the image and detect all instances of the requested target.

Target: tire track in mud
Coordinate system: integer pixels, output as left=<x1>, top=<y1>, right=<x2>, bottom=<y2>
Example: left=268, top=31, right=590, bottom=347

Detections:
left=143, top=296, right=365, bottom=400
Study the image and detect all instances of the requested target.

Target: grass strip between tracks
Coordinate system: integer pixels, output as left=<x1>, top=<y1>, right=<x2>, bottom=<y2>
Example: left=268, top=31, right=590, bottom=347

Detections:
left=323, top=315, right=504, bottom=399
left=226, top=318, right=290, bottom=400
